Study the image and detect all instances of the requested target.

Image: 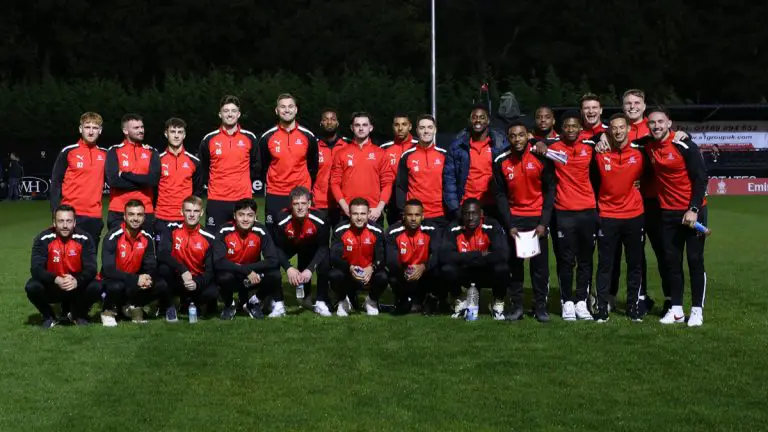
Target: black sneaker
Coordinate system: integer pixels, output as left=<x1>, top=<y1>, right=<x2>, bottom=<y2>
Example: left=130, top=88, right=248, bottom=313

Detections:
left=243, top=301, right=264, bottom=319
left=74, top=318, right=90, bottom=326
left=41, top=318, right=57, bottom=329
left=506, top=304, right=524, bottom=321
left=644, top=297, right=656, bottom=315
left=393, top=298, right=411, bottom=315
left=594, top=307, right=609, bottom=323
left=220, top=305, right=237, bottom=320
left=534, top=306, right=550, bottom=323
left=422, top=295, right=438, bottom=316
left=627, top=307, right=644, bottom=322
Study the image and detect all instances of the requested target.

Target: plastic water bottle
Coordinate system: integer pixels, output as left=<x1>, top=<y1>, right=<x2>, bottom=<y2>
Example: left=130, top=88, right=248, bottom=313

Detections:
left=693, top=222, right=712, bottom=236
left=466, top=283, right=479, bottom=321
left=296, top=283, right=305, bottom=299
left=188, top=302, right=198, bottom=324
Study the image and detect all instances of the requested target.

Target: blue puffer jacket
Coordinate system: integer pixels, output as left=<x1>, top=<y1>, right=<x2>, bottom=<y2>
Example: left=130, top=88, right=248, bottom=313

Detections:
left=442, top=128, right=510, bottom=217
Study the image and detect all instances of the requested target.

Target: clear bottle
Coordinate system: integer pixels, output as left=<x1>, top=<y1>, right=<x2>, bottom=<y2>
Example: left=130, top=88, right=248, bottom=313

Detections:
left=188, top=302, right=198, bottom=324
left=466, top=283, right=479, bottom=321
left=296, top=283, right=305, bottom=299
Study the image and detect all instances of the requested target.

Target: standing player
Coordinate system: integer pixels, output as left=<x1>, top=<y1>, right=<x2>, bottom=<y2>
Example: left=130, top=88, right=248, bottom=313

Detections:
left=395, top=115, right=447, bottom=227
left=330, top=112, right=394, bottom=222
left=532, top=106, right=560, bottom=140
left=157, top=196, right=218, bottom=317
left=441, top=199, right=510, bottom=320
left=105, top=114, right=161, bottom=232
left=443, top=105, right=509, bottom=221
left=385, top=199, right=442, bottom=315
left=273, top=187, right=331, bottom=316
left=591, top=114, right=646, bottom=322
left=101, top=200, right=170, bottom=326
left=493, top=121, right=556, bottom=322
left=199, top=95, right=260, bottom=229
left=258, top=93, right=318, bottom=227
left=50, top=112, right=108, bottom=247
left=25, top=205, right=101, bottom=328
left=643, top=107, right=708, bottom=326
left=313, top=109, right=349, bottom=227
left=329, top=198, right=387, bottom=316
left=578, top=94, right=607, bottom=140
left=548, top=111, right=597, bottom=321
left=155, top=118, right=202, bottom=234
left=381, top=114, right=418, bottom=225
left=213, top=199, right=281, bottom=320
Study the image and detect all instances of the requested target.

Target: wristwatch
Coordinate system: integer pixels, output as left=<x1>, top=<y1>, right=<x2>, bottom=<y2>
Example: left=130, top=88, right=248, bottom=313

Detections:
left=689, top=206, right=699, bottom=214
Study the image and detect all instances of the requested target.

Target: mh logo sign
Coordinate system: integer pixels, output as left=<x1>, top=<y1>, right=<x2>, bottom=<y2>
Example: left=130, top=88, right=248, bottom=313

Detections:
left=19, top=176, right=50, bottom=196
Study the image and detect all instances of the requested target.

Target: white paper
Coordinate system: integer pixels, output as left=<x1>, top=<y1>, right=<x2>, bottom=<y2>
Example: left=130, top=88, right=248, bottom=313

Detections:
left=515, top=230, right=541, bottom=259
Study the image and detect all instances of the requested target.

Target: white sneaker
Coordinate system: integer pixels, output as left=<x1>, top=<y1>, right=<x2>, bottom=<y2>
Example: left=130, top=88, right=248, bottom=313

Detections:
left=364, top=296, right=379, bottom=316
left=660, top=308, right=685, bottom=325
left=489, top=300, right=505, bottom=321
left=575, top=301, right=593, bottom=320
left=561, top=301, right=576, bottom=321
left=687, top=307, right=704, bottom=327
left=100, top=311, right=118, bottom=327
left=313, top=301, right=332, bottom=317
left=337, top=297, right=351, bottom=317
left=451, top=299, right=468, bottom=319
left=268, top=301, right=286, bottom=318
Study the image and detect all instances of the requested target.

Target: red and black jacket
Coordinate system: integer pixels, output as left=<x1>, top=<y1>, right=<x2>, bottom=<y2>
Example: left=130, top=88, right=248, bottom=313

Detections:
left=258, top=124, right=319, bottom=196
left=313, top=135, right=350, bottom=209
left=590, top=143, right=645, bottom=219
left=639, top=135, right=708, bottom=211
left=330, top=222, right=385, bottom=271
left=384, top=222, right=441, bottom=274
left=441, top=217, right=508, bottom=267
left=395, top=143, right=447, bottom=219
left=578, top=122, right=608, bottom=141
left=101, top=224, right=156, bottom=287
left=492, top=144, right=556, bottom=231
left=158, top=222, right=215, bottom=287
left=105, top=140, right=161, bottom=213
left=548, top=138, right=597, bottom=211
left=329, top=139, right=395, bottom=208
left=30, top=227, right=97, bottom=287
left=212, top=222, right=279, bottom=277
left=199, top=125, right=260, bottom=201
left=155, top=148, right=203, bottom=222
left=49, top=139, right=107, bottom=218
left=274, top=209, right=329, bottom=271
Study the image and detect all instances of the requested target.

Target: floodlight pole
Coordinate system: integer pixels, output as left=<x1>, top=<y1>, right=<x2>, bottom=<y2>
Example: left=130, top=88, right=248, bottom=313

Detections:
left=430, top=0, right=437, bottom=119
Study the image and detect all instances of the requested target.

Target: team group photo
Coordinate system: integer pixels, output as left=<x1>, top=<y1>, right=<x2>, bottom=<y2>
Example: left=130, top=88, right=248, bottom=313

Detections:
left=2, top=2, right=766, bottom=430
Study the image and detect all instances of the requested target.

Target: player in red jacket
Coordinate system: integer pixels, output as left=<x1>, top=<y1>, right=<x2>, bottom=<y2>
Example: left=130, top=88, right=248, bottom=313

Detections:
left=101, top=200, right=170, bottom=326
left=381, top=113, right=418, bottom=225
left=49, top=112, right=107, bottom=247
left=329, top=198, right=388, bottom=316
left=313, top=108, right=349, bottom=227
left=329, top=112, right=394, bottom=222
left=25, top=205, right=101, bottom=328
left=199, top=95, right=260, bottom=229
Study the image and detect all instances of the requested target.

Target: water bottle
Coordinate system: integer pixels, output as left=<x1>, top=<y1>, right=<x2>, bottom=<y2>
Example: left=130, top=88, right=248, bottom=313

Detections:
left=296, top=283, right=305, bottom=299
left=466, top=283, right=479, bottom=321
left=693, top=222, right=712, bottom=237
left=188, top=302, right=198, bottom=324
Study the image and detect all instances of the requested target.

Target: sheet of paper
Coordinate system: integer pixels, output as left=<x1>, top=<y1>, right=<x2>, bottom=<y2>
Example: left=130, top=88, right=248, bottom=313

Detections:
left=514, top=230, right=541, bottom=259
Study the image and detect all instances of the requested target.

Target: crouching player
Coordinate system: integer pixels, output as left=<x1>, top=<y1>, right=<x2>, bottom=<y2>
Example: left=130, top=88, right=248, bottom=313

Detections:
left=273, top=186, right=331, bottom=316
left=329, top=198, right=387, bottom=316
left=158, top=195, right=218, bottom=319
left=25, top=205, right=100, bottom=328
left=441, top=199, right=510, bottom=320
left=101, top=200, right=171, bottom=326
left=385, top=199, right=442, bottom=315
left=213, top=198, right=281, bottom=320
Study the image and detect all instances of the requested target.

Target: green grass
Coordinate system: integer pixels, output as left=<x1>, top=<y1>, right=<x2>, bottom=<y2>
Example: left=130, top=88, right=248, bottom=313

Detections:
left=0, top=197, right=767, bottom=431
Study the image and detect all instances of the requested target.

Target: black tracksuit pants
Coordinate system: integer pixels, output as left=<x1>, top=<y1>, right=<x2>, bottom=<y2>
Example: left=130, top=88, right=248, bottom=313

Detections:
left=216, top=269, right=282, bottom=307
left=597, top=215, right=644, bottom=313
left=507, top=216, right=549, bottom=309
left=103, top=278, right=172, bottom=310
left=278, top=245, right=331, bottom=302
left=555, top=209, right=597, bottom=303
left=440, top=261, right=510, bottom=301
left=25, top=278, right=101, bottom=320
left=661, top=206, right=708, bottom=308
left=328, top=267, right=388, bottom=302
